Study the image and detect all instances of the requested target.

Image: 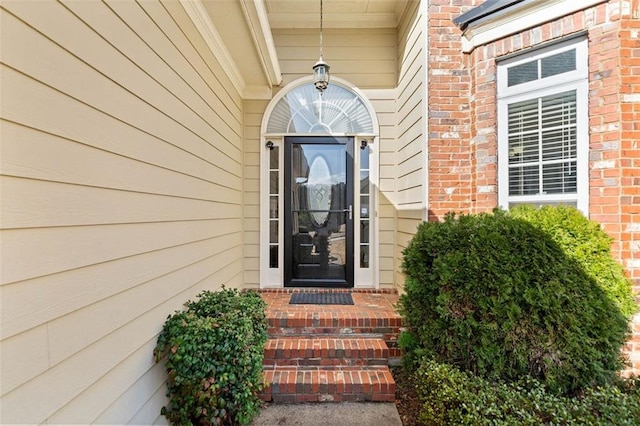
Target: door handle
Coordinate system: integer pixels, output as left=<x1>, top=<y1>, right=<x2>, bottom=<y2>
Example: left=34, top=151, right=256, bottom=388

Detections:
left=344, top=205, right=352, bottom=220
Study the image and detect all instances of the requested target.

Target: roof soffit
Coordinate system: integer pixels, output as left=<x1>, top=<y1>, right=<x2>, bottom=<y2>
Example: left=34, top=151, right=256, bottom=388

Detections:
left=182, top=0, right=412, bottom=98
left=265, top=0, right=411, bottom=29
left=181, top=0, right=281, bottom=99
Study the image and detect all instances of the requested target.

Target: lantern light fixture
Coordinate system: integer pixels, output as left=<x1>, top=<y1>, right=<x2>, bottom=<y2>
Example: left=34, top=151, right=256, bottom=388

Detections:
left=312, top=0, right=330, bottom=94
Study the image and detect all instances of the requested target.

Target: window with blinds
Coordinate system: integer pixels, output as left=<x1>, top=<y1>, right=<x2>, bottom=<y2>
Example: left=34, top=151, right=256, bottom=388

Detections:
left=497, top=36, right=588, bottom=214
left=508, top=90, right=577, bottom=196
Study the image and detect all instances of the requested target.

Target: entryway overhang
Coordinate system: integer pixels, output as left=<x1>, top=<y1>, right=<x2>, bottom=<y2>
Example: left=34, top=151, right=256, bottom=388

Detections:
left=183, top=0, right=411, bottom=99
left=182, top=0, right=282, bottom=99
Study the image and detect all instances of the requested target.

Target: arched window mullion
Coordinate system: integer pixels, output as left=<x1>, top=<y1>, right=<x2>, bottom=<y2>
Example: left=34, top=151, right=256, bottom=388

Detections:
left=267, top=83, right=373, bottom=134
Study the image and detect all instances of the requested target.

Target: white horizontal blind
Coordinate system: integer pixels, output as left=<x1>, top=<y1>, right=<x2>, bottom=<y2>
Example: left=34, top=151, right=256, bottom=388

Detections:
left=508, top=90, right=577, bottom=197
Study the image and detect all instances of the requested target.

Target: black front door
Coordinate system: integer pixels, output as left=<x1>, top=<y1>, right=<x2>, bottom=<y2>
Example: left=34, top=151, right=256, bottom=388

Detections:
left=284, top=137, right=354, bottom=287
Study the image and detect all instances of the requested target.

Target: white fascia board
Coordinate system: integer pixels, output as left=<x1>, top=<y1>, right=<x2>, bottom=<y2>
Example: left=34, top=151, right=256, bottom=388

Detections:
left=181, top=0, right=246, bottom=95
left=240, top=0, right=282, bottom=87
left=461, top=0, right=607, bottom=53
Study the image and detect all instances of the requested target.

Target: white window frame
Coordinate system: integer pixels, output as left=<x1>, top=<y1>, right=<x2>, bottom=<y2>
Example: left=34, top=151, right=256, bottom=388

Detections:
left=353, top=137, right=378, bottom=288
left=260, top=137, right=284, bottom=288
left=497, top=37, right=589, bottom=214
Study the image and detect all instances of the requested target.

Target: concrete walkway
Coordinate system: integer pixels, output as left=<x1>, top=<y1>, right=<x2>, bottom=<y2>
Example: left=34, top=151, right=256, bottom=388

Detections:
left=251, top=402, right=403, bottom=426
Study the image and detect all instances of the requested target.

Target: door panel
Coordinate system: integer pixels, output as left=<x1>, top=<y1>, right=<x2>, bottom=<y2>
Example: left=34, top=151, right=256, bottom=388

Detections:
left=284, top=137, right=354, bottom=287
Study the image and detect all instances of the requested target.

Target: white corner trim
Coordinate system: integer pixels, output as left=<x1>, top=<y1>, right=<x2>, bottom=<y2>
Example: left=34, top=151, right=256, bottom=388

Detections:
left=420, top=0, right=429, bottom=221
left=461, top=0, right=607, bottom=53
left=180, top=0, right=246, bottom=95
left=241, top=0, right=282, bottom=86
left=461, top=37, right=474, bottom=53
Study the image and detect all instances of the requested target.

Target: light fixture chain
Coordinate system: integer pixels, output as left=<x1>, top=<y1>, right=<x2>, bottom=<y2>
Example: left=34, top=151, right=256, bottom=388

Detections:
left=312, top=0, right=330, bottom=94
left=320, top=0, right=323, bottom=58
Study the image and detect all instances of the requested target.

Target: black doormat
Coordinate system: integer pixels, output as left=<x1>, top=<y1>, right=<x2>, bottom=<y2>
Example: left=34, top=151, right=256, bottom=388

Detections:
left=289, top=293, right=354, bottom=305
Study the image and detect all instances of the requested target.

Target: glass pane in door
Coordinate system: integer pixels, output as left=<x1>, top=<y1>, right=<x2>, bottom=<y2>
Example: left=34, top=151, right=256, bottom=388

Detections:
left=288, top=140, right=352, bottom=285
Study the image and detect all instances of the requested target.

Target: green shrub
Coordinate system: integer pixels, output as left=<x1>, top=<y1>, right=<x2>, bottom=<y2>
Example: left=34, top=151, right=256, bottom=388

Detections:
left=185, top=289, right=268, bottom=343
left=400, top=211, right=629, bottom=394
left=413, top=359, right=640, bottom=425
left=510, top=204, right=637, bottom=317
left=154, top=288, right=267, bottom=425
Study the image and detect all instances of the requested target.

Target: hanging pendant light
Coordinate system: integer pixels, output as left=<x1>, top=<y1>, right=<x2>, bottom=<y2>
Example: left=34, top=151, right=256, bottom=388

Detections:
left=313, top=0, right=330, bottom=94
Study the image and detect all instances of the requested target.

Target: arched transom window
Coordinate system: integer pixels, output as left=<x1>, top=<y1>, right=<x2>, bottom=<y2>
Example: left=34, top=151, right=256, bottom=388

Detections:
left=266, top=82, right=374, bottom=134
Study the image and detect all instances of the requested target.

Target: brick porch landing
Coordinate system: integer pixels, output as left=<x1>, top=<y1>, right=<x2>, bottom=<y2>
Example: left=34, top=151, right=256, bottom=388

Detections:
left=258, top=289, right=403, bottom=403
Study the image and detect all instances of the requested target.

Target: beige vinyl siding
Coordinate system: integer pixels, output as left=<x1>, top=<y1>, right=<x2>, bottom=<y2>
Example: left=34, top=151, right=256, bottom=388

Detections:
left=363, top=90, right=398, bottom=288
left=273, top=28, right=397, bottom=88
left=1, top=1, right=243, bottom=424
left=243, top=99, right=269, bottom=289
left=394, top=1, right=425, bottom=286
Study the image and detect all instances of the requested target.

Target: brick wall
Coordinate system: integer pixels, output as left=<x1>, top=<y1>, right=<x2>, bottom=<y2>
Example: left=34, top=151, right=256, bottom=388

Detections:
left=426, top=0, right=478, bottom=220
left=428, top=0, right=640, bottom=374
left=620, top=1, right=640, bottom=285
left=467, top=35, right=499, bottom=213
left=620, top=0, right=640, bottom=375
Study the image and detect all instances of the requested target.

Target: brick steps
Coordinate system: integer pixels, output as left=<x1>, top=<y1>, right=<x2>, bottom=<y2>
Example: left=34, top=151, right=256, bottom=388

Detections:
left=258, top=290, right=403, bottom=404
left=262, top=367, right=396, bottom=403
left=266, top=313, right=404, bottom=362
left=264, top=337, right=389, bottom=367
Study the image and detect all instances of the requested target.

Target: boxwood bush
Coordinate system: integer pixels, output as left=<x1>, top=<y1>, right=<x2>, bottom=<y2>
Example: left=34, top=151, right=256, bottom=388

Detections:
left=412, top=358, right=640, bottom=425
left=510, top=205, right=637, bottom=317
left=399, top=211, right=630, bottom=395
left=154, top=288, right=267, bottom=425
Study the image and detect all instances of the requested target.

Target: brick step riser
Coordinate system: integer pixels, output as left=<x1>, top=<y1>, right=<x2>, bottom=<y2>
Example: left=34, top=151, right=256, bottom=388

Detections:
left=260, top=368, right=396, bottom=404
left=268, top=394, right=395, bottom=403
left=264, top=356, right=402, bottom=367
left=264, top=359, right=390, bottom=367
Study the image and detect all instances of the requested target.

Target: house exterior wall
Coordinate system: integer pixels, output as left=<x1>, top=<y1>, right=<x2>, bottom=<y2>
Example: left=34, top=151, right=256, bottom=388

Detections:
left=9, top=1, right=638, bottom=423
left=429, top=0, right=640, bottom=375
left=244, top=25, right=409, bottom=289
left=427, top=1, right=476, bottom=218
left=620, top=5, right=640, bottom=373
left=0, top=1, right=244, bottom=423
left=395, top=0, right=427, bottom=286
left=369, top=89, right=401, bottom=287
left=243, top=90, right=399, bottom=290
left=243, top=99, right=270, bottom=289
left=272, top=28, right=398, bottom=88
